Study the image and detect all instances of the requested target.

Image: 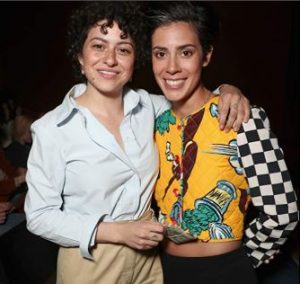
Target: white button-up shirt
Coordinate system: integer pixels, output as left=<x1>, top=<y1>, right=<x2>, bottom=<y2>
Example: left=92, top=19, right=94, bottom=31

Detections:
left=24, top=84, right=170, bottom=259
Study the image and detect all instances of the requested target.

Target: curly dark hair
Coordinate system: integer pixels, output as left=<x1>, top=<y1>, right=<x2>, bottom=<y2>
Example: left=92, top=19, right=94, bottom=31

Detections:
left=67, top=1, right=149, bottom=82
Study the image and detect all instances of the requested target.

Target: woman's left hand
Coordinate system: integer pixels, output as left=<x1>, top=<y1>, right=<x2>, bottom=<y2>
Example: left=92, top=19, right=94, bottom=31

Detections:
left=217, top=84, right=250, bottom=132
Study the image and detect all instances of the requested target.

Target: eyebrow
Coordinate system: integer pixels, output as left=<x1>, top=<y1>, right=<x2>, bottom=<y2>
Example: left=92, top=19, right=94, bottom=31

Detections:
left=89, top=37, right=134, bottom=46
left=152, top=44, right=196, bottom=50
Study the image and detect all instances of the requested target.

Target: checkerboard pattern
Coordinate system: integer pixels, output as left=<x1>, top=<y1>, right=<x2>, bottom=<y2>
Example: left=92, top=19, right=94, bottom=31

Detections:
left=237, top=106, right=299, bottom=267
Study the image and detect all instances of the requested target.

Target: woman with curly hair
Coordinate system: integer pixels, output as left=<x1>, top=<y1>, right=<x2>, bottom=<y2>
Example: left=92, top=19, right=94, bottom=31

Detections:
left=24, top=2, right=250, bottom=283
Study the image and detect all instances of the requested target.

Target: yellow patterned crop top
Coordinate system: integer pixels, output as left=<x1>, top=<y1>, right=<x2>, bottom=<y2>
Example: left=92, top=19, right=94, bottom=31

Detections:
left=154, top=96, right=251, bottom=242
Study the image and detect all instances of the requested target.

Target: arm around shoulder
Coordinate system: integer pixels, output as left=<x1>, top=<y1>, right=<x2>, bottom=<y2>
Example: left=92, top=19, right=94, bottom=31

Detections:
left=143, top=90, right=171, bottom=118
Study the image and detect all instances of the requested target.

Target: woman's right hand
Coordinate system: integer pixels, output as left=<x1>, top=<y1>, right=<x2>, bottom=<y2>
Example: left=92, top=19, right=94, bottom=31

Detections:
left=97, top=221, right=165, bottom=250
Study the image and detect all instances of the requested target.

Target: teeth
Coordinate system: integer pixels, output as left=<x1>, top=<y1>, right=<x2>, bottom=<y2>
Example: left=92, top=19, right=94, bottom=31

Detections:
left=99, top=70, right=117, bottom=75
left=166, top=79, right=184, bottom=86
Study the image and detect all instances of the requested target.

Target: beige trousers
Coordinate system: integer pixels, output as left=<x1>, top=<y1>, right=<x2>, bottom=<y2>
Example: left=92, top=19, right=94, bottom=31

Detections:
left=56, top=211, right=163, bottom=284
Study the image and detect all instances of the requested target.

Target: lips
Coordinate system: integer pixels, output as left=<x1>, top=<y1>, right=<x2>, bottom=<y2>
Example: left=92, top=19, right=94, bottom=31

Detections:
left=164, top=79, right=185, bottom=89
left=97, top=69, right=119, bottom=79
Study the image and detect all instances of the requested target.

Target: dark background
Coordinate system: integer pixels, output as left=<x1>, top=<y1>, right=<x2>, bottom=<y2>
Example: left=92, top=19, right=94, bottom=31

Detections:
left=0, top=1, right=299, bottom=188
left=0, top=2, right=298, bottom=283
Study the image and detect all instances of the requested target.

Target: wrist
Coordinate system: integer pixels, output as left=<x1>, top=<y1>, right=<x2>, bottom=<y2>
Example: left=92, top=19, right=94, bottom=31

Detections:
left=96, top=222, right=124, bottom=244
left=218, top=83, right=227, bottom=91
left=214, top=84, right=229, bottom=95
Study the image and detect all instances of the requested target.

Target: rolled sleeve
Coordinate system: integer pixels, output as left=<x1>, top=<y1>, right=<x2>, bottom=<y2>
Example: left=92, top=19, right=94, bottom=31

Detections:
left=79, top=214, right=103, bottom=259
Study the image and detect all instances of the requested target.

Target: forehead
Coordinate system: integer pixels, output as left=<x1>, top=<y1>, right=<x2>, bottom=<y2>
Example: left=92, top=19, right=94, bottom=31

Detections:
left=152, top=21, right=200, bottom=46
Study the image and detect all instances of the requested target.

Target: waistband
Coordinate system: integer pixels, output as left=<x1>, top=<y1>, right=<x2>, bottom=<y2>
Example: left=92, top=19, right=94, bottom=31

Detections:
left=162, top=246, right=245, bottom=263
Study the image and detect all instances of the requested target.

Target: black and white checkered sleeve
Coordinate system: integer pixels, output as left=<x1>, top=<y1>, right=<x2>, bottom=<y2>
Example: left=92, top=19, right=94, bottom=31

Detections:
left=237, top=106, right=299, bottom=268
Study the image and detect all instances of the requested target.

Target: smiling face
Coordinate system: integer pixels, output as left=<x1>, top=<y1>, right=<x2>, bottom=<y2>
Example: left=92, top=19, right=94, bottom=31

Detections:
left=78, top=21, right=135, bottom=97
left=152, top=21, right=213, bottom=108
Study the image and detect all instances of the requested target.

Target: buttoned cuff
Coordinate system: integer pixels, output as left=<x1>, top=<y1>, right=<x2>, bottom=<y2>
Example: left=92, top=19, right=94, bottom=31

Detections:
left=79, top=214, right=103, bottom=259
left=89, top=227, right=97, bottom=247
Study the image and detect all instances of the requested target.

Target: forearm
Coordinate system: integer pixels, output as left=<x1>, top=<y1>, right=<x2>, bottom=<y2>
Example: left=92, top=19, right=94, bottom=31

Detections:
left=25, top=171, right=100, bottom=259
left=96, top=222, right=124, bottom=244
left=243, top=217, right=298, bottom=267
left=96, top=220, right=165, bottom=250
left=25, top=198, right=101, bottom=259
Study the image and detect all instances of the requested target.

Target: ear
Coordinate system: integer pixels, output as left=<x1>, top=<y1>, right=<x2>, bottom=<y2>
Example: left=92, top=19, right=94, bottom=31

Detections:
left=77, top=53, right=84, bottom=69
left=202, top=46, right=214, bottom=67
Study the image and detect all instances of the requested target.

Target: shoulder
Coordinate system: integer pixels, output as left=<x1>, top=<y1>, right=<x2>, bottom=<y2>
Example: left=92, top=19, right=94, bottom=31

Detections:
left=128, top=88, right=170, bottom=117
left=242, top=106, right=269, bottom=132
left=31, top=104, right=64, bottom=134
left=237, top=105, right=272, bottom=149
left=250, top=106, right=268, bottom=121
left=32, top=83, right=85, bottom=132
left=135, top=88, right=168, bottom=105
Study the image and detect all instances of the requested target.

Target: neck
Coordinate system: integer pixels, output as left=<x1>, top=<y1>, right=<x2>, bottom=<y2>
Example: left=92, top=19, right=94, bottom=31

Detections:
left=173, top=85, right=213, bottom=118
left=76, top=84, right=123, bottom=117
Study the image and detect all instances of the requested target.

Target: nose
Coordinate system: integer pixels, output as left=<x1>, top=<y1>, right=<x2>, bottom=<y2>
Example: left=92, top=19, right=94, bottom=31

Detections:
left=166, top=55, right=180, bottom=75
left=104, top=48, right=117, bottom=67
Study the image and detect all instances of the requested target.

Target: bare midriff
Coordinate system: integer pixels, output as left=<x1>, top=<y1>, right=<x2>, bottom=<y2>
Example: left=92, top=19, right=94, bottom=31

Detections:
left=162, top=239, right=241, bottom=257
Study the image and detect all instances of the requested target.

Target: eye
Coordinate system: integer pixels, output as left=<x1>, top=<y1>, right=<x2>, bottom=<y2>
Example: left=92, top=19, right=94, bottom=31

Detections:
left=92, top=44, right=105, bottom=51
left=117, top=47, right=132, bottom=55
left=181, top=49, right=193, bottom=57
left=153, top=51, right=166, bottom=59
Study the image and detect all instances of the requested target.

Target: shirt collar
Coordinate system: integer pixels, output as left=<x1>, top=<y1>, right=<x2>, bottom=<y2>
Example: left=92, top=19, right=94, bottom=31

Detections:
left=56, top=83, right=86, bottom=127
left=56, top=84, right=141, bottom=127
left=123, top=87, right=141, bottom=116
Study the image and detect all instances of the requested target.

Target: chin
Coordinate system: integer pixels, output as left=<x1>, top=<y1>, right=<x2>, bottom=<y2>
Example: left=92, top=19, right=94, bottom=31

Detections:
left=162, top=92, right=184, bottom=103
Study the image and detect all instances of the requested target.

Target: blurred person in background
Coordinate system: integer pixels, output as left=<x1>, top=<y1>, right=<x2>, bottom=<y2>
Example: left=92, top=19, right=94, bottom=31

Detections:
left=3, top=114, right=33, bottom=170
